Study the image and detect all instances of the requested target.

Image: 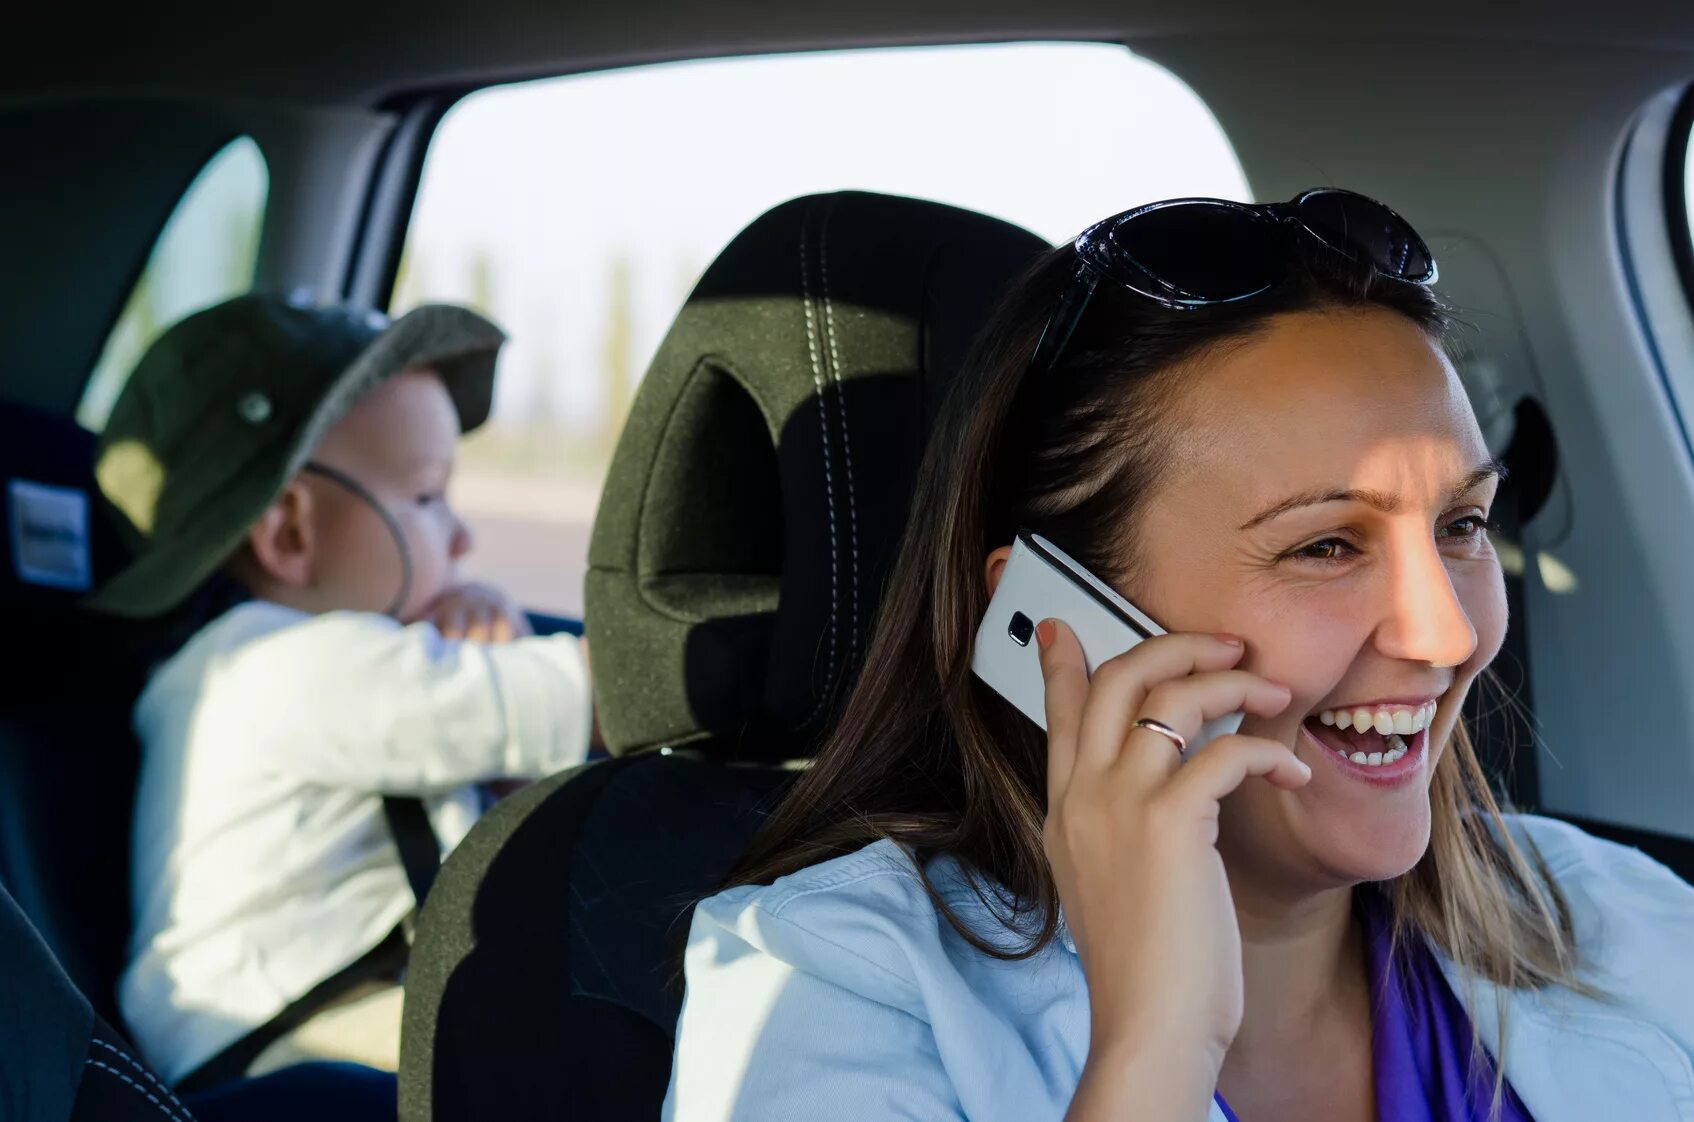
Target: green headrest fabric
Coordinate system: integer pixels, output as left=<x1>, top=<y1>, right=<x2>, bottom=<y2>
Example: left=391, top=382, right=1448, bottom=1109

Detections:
left=587, top=191, right=1047, bottom=759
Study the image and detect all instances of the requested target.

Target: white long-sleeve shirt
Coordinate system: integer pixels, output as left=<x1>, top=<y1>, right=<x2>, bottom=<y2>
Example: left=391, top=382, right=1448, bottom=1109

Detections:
left=119, top=600, right=593, bottom=1083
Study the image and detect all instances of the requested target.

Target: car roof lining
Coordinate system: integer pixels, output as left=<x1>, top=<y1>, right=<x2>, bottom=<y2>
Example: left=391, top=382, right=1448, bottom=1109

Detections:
left=9, top=0, right=1694, bottom=108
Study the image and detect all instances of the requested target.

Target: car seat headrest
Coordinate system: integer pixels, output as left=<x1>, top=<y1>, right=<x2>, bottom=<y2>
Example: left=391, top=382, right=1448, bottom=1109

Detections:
left=587, top=191, right=1047, bottom=759
left=0, top=399, right=128, bottom=610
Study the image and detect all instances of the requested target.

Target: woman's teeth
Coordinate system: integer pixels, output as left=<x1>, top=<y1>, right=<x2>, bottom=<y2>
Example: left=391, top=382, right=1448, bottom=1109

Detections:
left=1309, top=701, right=1437, bottom=768
left=1341, top=733, right=1410, bottom=766
left=1317, top=700, right=1436, bottom=737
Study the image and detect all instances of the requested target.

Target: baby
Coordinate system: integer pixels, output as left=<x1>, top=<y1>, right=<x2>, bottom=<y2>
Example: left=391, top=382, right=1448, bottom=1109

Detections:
left=94, top=295, right=595, bottom=1087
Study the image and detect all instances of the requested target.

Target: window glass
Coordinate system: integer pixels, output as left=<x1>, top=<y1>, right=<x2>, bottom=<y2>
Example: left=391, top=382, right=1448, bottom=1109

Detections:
left=395, top=43, right=1248, bottom=617
left=78, top=137, right=268, bottom=431
left=1685, top=114, right=1693, bottom=255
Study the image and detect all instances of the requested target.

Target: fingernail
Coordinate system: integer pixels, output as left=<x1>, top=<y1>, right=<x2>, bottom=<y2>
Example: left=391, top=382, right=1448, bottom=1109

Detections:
left=1035, top=619, right=1056, bottom=650
left=1216, top=633, right=1244, bottom=647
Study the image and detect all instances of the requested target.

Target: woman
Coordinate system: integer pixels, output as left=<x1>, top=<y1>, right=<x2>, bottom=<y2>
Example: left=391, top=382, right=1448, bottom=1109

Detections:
left=661, top=191, right=1694, bottom=1121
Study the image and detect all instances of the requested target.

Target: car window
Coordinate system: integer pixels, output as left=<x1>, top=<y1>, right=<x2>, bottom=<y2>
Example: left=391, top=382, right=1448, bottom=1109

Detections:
left=77, top=136, right=268, bottom=432
left=1680, top=115, right=1694, bottom=230
left=1684, top=102, right=1694, bottom=287
left=394, top=43, right=1248, bottom=618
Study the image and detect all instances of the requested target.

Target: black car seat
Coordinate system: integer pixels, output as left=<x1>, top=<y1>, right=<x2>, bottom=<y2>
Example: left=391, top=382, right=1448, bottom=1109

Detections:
left=0, top=873, right=202, bottom=1122
left=397, top=192, right=1048, bottom=1121
left=0, top=399, right=184, bottom=1025
left=2, top=865, right=404, bottom=1121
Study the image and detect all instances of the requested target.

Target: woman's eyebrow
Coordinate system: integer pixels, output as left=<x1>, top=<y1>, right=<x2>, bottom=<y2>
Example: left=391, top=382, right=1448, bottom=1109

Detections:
left=1238, top=458, right=1507, bottom=531
left=1448, top=459, right=1509, bottom=503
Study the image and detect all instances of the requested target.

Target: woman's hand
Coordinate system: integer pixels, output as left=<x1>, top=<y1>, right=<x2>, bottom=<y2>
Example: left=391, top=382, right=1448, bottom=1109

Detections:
left=425, top=582, right=534, bottom=644
left=1039, top=621, right=1309, bottom=1121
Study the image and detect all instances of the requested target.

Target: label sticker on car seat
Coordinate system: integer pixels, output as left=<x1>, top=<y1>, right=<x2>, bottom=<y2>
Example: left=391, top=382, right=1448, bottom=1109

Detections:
left=7, top=480, right=92, bottom=592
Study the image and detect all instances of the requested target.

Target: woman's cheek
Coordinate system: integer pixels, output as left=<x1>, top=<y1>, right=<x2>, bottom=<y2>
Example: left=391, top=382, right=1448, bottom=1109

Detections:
left=1431, top=561, right=1506, bottom=759
left=1238, top=600, right=1363, bottom=731
left=1452, top=558, right=1508, bottom=672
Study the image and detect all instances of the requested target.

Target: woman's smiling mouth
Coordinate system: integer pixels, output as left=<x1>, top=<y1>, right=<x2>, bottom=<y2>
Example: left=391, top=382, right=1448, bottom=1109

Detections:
left=1300, top=699, right=1439, bottom=783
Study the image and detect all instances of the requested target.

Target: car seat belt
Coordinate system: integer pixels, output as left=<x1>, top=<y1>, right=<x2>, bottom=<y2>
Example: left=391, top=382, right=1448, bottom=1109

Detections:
left=173, top=802, right=439, bottom=1092
left=382, top=795, right=443, bottom=905
left=174, top=923, right=410, bottom=1093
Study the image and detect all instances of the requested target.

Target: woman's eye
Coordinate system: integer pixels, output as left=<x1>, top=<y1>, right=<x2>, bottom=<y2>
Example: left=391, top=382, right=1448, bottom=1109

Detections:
left=416, top=492, right=444, bottom=507
left=1289, top=537, right=1355, bottom=563
left=1440, top=514, right=1496, bottom=540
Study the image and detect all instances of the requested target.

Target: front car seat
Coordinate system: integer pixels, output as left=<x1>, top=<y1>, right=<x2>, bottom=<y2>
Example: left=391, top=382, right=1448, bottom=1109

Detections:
left=398, top=191, right=1047, bottom=1121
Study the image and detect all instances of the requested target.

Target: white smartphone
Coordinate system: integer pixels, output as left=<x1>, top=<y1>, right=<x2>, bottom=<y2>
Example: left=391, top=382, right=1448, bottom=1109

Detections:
left=970, top=531, right=1243, bottom=757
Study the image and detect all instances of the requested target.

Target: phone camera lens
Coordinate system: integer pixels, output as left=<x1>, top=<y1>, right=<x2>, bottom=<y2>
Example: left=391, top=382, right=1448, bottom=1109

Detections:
left=1007, top=611, right=1035, bottom=647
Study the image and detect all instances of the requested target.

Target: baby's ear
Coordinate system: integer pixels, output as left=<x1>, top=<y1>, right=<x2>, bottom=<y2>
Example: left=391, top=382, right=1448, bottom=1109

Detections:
left=245, top=481, right=315, bottom=588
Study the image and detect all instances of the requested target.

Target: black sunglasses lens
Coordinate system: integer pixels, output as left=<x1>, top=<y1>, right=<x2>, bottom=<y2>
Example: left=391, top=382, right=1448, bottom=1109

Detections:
left=1094, top=203, right=1282, bottom=303
left=1295, top=191, right=1434, bottom=281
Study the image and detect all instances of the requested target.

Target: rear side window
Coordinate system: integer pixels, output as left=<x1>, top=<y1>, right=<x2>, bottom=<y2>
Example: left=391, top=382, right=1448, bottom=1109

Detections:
left=395, top=43, right=1248, bottom=617
left=1685, top=120, right=1693, bottom=226
left=77, top=137, right=269, bottom=431
left=1682, top=101, right=1694, bottom=295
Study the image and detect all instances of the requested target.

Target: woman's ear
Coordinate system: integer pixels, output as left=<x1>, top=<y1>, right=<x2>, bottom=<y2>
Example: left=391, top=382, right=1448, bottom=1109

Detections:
left=245, top=481, right=316, bottom=589
left=984, top=545, right=1014, bottom=597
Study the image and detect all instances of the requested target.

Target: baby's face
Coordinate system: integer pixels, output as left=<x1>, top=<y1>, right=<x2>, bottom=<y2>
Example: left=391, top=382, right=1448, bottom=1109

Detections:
left=305, top=367, right=474, bottom=620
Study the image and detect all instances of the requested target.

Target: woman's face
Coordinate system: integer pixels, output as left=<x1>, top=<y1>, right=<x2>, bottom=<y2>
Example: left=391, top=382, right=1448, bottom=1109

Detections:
left=1127, top=307, right=1505, bottom=895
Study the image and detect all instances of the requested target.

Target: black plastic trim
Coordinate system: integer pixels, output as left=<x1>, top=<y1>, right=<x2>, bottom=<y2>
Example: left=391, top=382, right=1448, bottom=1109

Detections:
left=1663, top=83, right=1694, bottom=312
left=340, top=89, right=467, bottom=308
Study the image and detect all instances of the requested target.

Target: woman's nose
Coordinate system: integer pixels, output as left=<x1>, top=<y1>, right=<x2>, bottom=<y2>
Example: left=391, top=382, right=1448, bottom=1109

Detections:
left=1375, top=539, right=1477, bottom=669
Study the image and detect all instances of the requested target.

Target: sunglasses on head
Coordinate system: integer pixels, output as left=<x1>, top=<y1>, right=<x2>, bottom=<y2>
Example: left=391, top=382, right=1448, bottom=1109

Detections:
left=1028, top=188, right=1438, bottom=376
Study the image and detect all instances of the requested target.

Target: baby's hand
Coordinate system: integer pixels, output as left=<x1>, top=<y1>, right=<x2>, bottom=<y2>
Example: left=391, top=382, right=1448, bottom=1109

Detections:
left=426, top=582, right=534, bottom=644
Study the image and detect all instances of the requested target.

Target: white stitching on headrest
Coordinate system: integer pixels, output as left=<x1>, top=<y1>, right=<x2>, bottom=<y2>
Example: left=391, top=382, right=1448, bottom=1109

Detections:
left=820, top=200, right=862, bottom=666
left=799, top=206, right=841, bottom=725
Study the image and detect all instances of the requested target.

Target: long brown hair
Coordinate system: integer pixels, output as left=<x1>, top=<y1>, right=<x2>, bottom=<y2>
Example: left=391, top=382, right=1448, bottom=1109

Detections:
left=727, top=231, right=1580, bottom=1001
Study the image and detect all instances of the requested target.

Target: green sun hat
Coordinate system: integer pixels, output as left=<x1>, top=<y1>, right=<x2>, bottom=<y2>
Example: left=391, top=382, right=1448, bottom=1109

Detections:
left=90, top=293, right=507, bottom=619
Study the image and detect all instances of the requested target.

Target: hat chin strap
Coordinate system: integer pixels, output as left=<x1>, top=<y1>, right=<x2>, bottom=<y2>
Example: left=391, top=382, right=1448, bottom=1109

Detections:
left=301, top=461, right=413, bottom=619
